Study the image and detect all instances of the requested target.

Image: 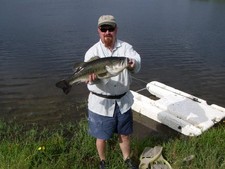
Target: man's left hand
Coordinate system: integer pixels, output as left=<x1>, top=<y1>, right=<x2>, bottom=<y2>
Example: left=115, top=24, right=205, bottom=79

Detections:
left=128, top=58, right=135, bottom=71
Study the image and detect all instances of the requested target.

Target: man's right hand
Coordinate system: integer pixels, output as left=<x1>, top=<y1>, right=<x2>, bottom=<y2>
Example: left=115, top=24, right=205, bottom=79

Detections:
left=86, top=73, right=97, bottom=84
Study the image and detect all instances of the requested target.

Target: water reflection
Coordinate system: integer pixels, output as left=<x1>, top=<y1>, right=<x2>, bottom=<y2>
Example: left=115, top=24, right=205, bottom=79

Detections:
left=0, top=0, right=225, bottom=135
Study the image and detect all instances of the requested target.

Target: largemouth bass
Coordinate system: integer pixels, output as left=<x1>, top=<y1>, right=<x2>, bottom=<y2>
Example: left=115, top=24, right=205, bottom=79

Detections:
left=56, top=56, right=129, bottom=94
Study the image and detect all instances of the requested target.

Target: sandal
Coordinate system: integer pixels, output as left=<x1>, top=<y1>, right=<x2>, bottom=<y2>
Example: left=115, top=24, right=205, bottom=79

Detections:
left=139, top=146, right=172, bottom=169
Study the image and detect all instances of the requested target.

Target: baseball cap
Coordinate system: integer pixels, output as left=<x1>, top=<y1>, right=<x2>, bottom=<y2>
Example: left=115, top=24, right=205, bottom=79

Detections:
left=98, top=15, right=117, bottom=27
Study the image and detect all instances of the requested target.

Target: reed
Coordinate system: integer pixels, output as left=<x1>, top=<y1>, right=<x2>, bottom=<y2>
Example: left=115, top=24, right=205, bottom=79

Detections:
left=0, top=119, right=224, bottom=169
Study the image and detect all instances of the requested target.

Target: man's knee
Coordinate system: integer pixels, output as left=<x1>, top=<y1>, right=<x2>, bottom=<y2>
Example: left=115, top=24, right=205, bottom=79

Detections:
left=118, top=134, right=130, bottom=143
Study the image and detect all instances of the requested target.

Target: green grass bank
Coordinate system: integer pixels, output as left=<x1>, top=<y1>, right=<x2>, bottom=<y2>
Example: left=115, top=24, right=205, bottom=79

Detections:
left=0, top=119, right=224, bottom=169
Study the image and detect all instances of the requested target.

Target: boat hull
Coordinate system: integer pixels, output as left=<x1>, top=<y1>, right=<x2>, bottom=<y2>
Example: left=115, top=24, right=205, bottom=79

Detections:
left=131, top=81, right=225, bottom=136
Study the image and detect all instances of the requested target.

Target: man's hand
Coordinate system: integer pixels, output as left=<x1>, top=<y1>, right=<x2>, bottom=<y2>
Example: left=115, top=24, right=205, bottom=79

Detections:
left=86, top=73, right=97, bottom=84
left=128, top=58, right=136, bottom=71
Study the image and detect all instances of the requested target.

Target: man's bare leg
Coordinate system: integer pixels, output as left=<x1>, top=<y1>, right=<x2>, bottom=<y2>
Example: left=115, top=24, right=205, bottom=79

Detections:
left=96, top=138, right=106, bottom=161
left=118, top=134, right=131, bottom=160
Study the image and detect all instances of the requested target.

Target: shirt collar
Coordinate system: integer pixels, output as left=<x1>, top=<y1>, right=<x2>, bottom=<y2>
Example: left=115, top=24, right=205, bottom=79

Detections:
left=99, top=39, right=121, bottom=51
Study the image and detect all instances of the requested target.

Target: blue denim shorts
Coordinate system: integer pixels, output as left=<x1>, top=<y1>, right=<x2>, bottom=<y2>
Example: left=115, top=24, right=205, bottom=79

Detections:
left=88, top=104, right=133, bottom=140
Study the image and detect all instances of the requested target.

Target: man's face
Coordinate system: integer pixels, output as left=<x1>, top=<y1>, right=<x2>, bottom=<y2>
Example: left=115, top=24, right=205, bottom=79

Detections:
left=98, top=25, right=117, bottom=48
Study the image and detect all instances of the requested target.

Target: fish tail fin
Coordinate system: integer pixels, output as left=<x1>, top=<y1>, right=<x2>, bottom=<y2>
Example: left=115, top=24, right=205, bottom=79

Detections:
left=55, top=80, right=72, bottom=94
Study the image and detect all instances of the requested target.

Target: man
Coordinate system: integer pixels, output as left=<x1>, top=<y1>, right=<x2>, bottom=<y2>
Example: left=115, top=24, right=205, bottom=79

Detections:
left=85, top=15, right=141, bottom=169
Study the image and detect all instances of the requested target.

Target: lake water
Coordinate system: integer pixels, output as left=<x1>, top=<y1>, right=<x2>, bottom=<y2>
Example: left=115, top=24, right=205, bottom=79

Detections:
left=1, top=0, right=225, bottom=132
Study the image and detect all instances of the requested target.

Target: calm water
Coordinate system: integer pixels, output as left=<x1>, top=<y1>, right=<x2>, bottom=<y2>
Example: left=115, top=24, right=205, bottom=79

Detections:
left=1, top=0, right=225, bottom=128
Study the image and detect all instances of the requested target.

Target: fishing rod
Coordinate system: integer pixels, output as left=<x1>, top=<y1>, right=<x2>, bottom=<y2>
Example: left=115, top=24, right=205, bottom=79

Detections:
left=131, top=76, right=202, bottom=103
left=131, top=76, right=148, bottom=93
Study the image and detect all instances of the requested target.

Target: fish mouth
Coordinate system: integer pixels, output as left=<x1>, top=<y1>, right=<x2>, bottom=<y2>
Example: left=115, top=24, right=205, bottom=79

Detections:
left=117, top=58, right=126, bottom=67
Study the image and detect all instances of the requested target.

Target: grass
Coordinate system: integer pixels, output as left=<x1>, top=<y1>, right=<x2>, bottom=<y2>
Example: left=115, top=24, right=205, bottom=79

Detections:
left=0, top=119, right=224, bottom=169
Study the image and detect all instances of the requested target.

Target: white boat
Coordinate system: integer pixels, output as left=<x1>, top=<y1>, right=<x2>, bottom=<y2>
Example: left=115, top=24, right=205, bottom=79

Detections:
left=131, top=81, right=225, bottom=136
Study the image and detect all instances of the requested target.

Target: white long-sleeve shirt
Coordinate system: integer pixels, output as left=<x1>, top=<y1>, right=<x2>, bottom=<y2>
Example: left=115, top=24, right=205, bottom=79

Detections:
left=84, top=39, right=141, bottom=117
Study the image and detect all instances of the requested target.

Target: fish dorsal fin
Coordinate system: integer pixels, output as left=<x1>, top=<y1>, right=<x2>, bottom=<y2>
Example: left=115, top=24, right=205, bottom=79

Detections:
left=73, top=56, right=100, bottom=73
left=87, top=56, right=100, bottom=62
left=73, top=62, right=85, bottom=73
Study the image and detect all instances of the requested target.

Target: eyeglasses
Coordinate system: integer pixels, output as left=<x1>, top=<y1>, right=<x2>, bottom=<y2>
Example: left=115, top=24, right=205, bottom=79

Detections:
left=99, top=26, right=116, bottom=32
